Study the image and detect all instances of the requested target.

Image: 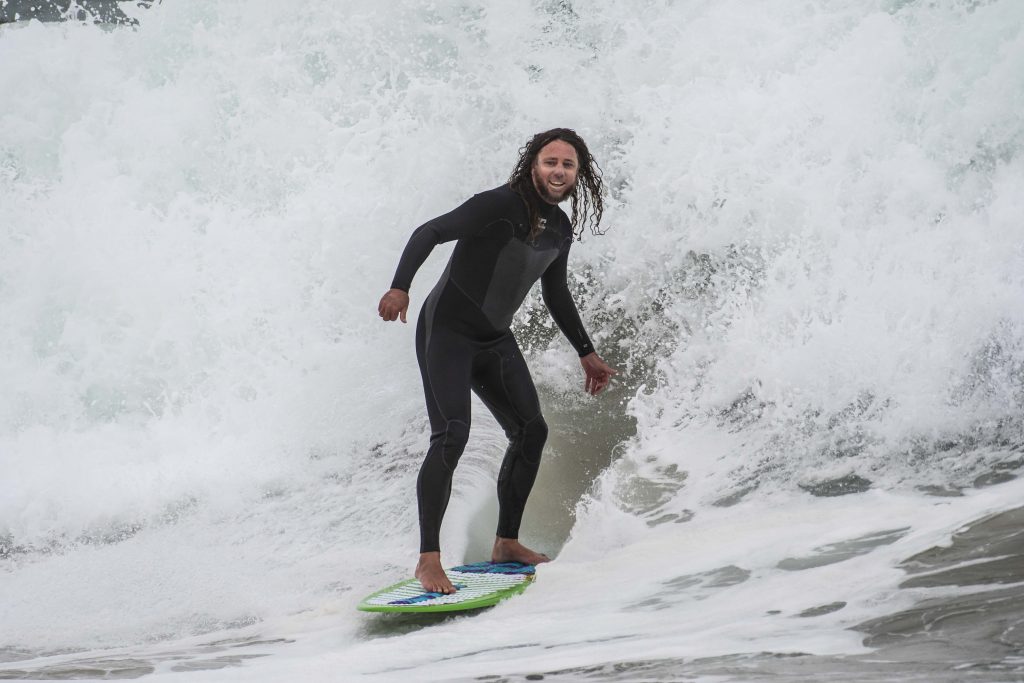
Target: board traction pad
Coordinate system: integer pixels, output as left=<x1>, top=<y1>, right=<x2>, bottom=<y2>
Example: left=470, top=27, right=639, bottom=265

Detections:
left=357, top=561, right=535, bottom=613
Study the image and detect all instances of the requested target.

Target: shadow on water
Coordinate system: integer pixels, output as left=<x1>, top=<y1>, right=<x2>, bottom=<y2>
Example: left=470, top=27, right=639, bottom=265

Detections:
left=357, top=608, right=492, bottom=640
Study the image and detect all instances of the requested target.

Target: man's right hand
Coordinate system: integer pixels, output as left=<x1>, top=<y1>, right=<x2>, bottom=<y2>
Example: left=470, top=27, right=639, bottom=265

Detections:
left=378, top=288, right=410, bottom=323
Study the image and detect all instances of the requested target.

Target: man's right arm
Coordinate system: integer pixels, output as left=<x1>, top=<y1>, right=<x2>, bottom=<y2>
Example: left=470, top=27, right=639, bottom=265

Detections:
left=389, top=223, right=441, bottom=294
left=389, top=191, right=501, bottom=293
left=381, top=190, right=506, bottom=323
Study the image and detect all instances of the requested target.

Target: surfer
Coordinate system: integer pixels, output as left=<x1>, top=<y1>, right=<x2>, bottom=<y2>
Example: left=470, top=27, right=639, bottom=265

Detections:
left=378, top=128, right=616, bottom=594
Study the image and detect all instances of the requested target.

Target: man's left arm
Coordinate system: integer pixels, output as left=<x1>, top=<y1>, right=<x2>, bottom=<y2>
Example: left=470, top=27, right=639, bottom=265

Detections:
left=541, top=249, right=617, bottom=395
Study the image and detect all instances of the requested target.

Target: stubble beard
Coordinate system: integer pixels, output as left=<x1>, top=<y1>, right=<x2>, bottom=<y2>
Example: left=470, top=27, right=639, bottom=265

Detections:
left=532, top=166, right=576, bottom=205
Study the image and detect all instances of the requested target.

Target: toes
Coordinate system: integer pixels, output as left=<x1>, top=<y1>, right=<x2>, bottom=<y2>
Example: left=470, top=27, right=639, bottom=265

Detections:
left=424, top=580, right=456, bottom=594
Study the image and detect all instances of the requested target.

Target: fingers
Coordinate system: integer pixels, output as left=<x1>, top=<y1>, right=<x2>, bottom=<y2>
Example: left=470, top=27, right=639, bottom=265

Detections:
left=378, top=290, right=410, bottom=323
left=378, top=298, right=396, bottom=321
left=580, top=353, right=617, bottom=395
left=584, top=370, right=611, bottom=395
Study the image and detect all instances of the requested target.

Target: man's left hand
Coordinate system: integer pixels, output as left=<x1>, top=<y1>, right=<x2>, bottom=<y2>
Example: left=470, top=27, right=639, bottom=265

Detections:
left=580, top=352, right=617, bottom=396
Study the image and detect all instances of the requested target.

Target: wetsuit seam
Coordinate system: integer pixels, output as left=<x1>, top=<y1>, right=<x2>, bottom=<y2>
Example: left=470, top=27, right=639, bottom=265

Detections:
left=440, top=419, right=470, bottom=472
left=477, top=347, right=544, bottom=427
left=448, top=278, right=485, bottom=314
left=487, top=348, right=530, bottom=425
left=422, top=312, right=449, bottom=424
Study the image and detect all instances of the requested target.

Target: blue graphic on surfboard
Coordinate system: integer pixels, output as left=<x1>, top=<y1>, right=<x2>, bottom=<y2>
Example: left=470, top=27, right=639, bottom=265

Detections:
left=357, top=561, right=536, bottom=613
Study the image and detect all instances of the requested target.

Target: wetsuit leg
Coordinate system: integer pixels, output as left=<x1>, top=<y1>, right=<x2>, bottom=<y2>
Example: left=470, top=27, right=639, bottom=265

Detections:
left=415, top=308, right=474, bottom=554
left=471, top=334, right=548, bottom=540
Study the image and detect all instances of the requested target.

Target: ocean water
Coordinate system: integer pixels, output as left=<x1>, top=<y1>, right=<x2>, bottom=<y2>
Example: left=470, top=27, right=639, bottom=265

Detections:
left=2, top=1, right=1023, bottom=681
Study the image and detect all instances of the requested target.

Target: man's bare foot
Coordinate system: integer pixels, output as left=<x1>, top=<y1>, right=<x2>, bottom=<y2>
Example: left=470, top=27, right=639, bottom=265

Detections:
left=492, top=537, right=551, bottom=566
left=415, top=552, right=456, bottom=594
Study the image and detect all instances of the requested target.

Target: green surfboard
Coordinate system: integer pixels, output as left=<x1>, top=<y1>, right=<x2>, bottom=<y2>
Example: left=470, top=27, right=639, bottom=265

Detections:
left=357, top=561, right=536, bottom=613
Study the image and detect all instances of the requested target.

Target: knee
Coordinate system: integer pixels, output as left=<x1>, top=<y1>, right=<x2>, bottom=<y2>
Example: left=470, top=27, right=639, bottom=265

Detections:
left=526, top=414, right=548, bottom=442
left=520, top=415, right=548, bottom=459
left=430, top=420, right=470, bottom=470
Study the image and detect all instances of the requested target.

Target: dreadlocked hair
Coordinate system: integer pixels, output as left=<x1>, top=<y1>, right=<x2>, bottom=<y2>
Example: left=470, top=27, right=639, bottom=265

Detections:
left=507, top=127, right=605, bottom=242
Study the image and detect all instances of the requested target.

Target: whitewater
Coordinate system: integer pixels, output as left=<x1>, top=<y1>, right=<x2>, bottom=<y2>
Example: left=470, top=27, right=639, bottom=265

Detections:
left=2, top=0, right=1023, bottom=680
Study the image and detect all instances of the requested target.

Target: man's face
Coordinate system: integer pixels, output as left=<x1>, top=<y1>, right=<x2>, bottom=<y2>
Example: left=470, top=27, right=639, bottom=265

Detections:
left=531, top=139, right=579, bottom=205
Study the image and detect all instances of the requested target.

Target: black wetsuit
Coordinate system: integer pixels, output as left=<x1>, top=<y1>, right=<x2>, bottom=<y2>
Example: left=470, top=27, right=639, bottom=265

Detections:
left=391, top=184, right=594, bottom=553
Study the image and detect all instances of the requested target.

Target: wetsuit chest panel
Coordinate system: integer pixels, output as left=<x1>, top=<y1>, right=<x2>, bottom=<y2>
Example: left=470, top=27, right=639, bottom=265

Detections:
left=480, top=237, right=560, bottom=331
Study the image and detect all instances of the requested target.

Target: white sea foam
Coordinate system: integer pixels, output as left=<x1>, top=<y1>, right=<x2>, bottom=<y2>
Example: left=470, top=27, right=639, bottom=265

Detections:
left=1, top=0, right=1023, bottom=680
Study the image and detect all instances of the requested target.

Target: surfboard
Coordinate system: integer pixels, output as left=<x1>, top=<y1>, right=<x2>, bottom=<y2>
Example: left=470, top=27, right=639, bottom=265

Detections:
left=357, top=561, right=536, bottom=613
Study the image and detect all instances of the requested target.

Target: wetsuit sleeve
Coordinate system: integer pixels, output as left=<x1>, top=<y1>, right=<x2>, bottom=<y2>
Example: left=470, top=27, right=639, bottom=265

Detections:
left=390, top=193, right=504, bottom=292
left=541, top=246, right=595, bottom=357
